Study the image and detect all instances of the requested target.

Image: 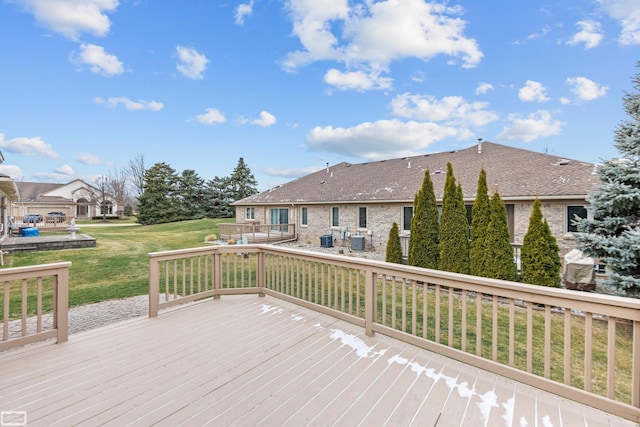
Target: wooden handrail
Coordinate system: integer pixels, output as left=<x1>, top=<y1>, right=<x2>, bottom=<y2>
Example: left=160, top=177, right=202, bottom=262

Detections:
left=148, top=244, right=640, bottom=422
left=0, top=262, right=71, bottom=351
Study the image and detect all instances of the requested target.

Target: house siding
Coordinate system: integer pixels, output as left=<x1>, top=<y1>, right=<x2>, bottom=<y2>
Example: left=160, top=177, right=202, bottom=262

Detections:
left=237, top=198, right=586, bottom=257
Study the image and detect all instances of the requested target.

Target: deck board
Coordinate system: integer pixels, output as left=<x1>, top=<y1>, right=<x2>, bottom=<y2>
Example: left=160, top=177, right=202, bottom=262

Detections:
left=0, top=295, right=637, bottom=427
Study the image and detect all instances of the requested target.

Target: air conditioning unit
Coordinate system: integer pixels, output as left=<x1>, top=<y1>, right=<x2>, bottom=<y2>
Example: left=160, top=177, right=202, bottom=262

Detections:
left=320, top=234, right=333, bottom=248
left=351, top=235, right=365, bottom=251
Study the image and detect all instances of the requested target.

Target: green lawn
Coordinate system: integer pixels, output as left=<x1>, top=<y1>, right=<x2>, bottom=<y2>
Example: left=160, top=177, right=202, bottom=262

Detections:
left=3, top=218, right=227, bottom=307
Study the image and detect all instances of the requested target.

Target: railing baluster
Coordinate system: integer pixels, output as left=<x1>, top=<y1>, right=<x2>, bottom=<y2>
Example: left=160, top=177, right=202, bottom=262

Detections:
left=544, top=304, right=551, bottom=378
left=37, top=277, right=43, bottom=333
left=461, top=289, right=467, bottom=352
left=476, top=291, right=481, bottom=356
left=585, top=312, right=593, bottom=392
left=608, top=316, right=616, bottom=399
left=448, top=286, right=453, bottom=347
left=527, top=301, right=533, bottom=373
left=21, top=279, right=27, bottom=337
left=435, top=284, right=441, bottom=344
left=509, top=299, right=515, bottom=367
left=564, top=307, right=571, bottom=385
left=492, top=295, right=498, bottom=362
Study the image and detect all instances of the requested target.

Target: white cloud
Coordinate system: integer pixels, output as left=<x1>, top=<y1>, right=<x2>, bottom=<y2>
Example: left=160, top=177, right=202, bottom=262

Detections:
left=0, top=133, right=60, bottom=159
left=55, top=164, right=75, bottom=175
left=176, top=45, right=209, bottom=79
left=0, top=164, right=25, bottom=179
left=196, top=108, right=226, bottom=125
left=94, top=97, right=164, bottom=111
left=73, top=43, right=124, bottom=76
left=475, top=82, right=494, bottom=95
left=251, top=111, right=277, bottom=127
left=7, top=0, right=119, bottom=40
left=566, top=76, right=608, bottom=101
left=390, top=93, right=498, bottom=127
left=76, top=153, right=103, bottom=165
left=497, top=110, right=564, bottom=142
left=598, top=0, right=640, bottom=45
left=282, top=0, right=482, bottom=89
left=306, top=119, right=471, bottom=160
left=323, top=68, right=393, bottom=91
left=567, top=20, right=603, bottom=49
left=235, top=0, right=254, bottom=25
left=518, top=80, right=550, bottom=102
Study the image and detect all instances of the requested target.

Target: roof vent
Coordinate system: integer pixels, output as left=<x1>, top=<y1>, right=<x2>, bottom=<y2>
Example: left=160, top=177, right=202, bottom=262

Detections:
left=557, top=159, right=570, bottom=165
left=407, top=161, right=411, bottom=169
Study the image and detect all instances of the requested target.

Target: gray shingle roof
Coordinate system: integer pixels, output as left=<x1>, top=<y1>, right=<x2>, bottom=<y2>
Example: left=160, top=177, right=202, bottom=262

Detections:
left=15, top=182, right=69, bottom=202
left=237, top=142, right=599, bottom=205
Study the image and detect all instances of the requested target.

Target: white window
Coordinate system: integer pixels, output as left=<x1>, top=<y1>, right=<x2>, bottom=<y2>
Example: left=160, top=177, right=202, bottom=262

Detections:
left=301, top=207, right=308, bottom=226
left=331, top=207, right=339, bottom=227
left=245, top=207, right=255, bottom=220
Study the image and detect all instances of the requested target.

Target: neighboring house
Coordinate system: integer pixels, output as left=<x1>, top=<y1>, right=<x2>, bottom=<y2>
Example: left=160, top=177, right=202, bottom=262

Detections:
left=0, top=150, right=20, bottom=240
left=233, top=141, right=599, bottom=256
left=12, top=179, right=118, bottom=222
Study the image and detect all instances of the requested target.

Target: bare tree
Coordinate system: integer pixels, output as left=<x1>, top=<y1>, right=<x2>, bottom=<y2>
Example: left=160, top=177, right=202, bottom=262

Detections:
left=108, top=168, right=128, bottom=219
left=125, top=153, right=146, bottom=198
left=94, top=175, right=112, bottom=221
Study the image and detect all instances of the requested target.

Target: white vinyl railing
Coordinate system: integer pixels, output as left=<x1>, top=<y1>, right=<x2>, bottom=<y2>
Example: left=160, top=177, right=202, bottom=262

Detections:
left=148, top=244, right=640, bottom=423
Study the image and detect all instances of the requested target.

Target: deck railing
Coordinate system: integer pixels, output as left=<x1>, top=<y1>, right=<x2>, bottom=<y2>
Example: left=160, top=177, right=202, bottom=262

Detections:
left=218, top=223, right=296, bottom=243
left=148, top=244, right=640, bottom=422
left=0, top=262, right=71, bottom=351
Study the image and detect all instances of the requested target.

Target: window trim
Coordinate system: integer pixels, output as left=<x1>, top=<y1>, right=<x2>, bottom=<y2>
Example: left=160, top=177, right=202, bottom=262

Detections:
left=567, top=205, right=588, bottom=233
left=245, top=207, right=255, bottom=220
left=358, top=206, right=367, bottom=229
left=331, top=206, right=339, bottom=228
left=301, top=207, right=308, bottom=227
left=402, top=206, right=413, bottom=232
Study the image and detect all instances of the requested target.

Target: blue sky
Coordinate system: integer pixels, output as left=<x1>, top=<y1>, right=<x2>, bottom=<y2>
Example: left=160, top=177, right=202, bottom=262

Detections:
left=0, top=0, right=638, bottom=192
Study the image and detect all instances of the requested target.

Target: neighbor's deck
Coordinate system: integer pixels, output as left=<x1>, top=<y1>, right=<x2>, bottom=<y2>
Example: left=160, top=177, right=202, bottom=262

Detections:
left=0, top=295, right=633, bottom=427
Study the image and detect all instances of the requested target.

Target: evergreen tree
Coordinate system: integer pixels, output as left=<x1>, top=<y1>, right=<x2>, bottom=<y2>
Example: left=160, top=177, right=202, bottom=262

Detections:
left=386, top=222, right=403, bottom=264
left=229, top=157, right=258, bottom=201
left=521, top=198, right=561, bottom=287
left=136, top=162, right=180, bottom=225
left=204, top=176, right=234, bottom=218
left=470, top=168, right=490, bottom=276
left=574, top=64, right=640, bottom=295
left=438, top=162, right=470, bottom=274
left=407, top=170, right=439, bottom=269
left=176, top=169, right=206, bottom=220
left=484, top=191, right=517, bottom=281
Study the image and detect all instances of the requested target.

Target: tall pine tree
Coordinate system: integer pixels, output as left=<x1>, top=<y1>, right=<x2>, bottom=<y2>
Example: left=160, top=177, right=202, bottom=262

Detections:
left=470, top=168, right=490, bottom=276
left=407, top=170, right=439, bottom=269
left=438, top=162, right=470, bottom=274
left=521, top=198, right=561, bottom=287
left=574, top=64, right=640, bottom=295
left=229, top=157, right=258, bottom=201
left=386, top=222, right=403, bottom=264
left=136, top=162, right=180, bottom=225
left=484, top=191, right=517, bottom=281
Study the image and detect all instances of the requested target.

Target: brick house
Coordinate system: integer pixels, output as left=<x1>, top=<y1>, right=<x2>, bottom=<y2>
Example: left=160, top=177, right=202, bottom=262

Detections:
left=232, top=141, right=599, bottom=257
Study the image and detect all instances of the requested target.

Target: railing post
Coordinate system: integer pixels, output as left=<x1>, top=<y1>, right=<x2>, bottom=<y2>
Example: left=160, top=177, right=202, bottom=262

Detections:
left=365, top=267, right=375, bottom=337
left=213, top=251, right=222, bottom=299
left=149, top=256, right=159, bottom=318
left=55, top=266, right=69, bottom=343
left=257, top=249, right=265, bottom=297
left=633, top=320, right=640, bottom=408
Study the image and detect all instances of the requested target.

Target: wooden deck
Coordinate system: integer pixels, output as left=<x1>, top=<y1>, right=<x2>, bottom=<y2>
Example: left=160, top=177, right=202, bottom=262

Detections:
left=0, top=295, right=635, bottom=427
